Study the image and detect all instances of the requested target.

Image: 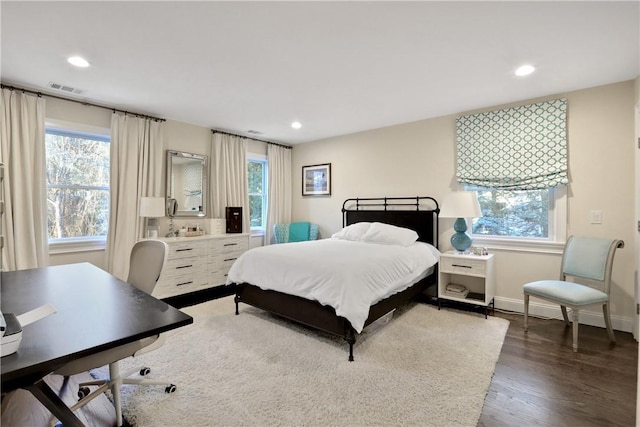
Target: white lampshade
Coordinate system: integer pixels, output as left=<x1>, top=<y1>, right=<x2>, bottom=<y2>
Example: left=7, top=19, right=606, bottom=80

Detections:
left=439, top=192, right=482, bottom=218
left=139, top=197, right=166, bottom=218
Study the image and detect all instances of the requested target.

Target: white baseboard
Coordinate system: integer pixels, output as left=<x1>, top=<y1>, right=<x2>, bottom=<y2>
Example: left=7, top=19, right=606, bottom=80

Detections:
left=495, top=296, right=635, bottom=334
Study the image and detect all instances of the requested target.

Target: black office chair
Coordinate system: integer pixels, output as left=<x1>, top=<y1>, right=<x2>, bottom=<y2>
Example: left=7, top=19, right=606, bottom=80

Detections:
left=52, top=240, right=174, bottom=426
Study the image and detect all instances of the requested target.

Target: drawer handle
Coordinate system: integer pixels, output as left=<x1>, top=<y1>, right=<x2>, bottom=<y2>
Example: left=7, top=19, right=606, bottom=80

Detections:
left=224, top=257, right=238, bottom=262
left=177, top=281, right=193, bottom=286
left=223, top=243, right=238, bottom=246
left=176, top=248, right=193, bottom=252
left=176, top=264, right=193, bottom=269
left=451, top=264, right=472, bottom=269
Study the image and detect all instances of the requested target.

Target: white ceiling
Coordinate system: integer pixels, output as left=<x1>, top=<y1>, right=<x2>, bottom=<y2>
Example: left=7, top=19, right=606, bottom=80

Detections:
left=1, top=1, right=638, bottom=145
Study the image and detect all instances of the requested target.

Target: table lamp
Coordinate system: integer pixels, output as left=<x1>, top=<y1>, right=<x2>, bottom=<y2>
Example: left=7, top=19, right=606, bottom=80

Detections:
left=139, top=197, right=165, bottom=238
left=439, top=191, right=482, bottom=253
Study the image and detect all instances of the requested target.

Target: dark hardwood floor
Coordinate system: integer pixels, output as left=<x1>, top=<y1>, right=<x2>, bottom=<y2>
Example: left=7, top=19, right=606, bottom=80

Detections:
left=479, top=310, right=637, bottom=427
left=2, top=301, right=636, bottom=426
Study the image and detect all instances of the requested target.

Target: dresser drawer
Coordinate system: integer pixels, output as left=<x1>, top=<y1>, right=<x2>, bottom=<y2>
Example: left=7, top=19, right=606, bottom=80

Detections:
left=210, top=257, right=236, bottom=275
left=167, top=240, right=207, bottom=260
left=208, top=236, right=248, bottom=264
left=208, top=250, right=244, bottom=265
left=154, top=274, right=207, bottom=298
left=209, top=236, right=248, bottom=252
left=152, top=234, right=248, bottom=298
left=164, top=256, right=206, bottom=278
left=158, top=272, right=207, bottom=289
left=209, top=271, right=229, bottom=287
left=440, top=257, right=485, bottom=275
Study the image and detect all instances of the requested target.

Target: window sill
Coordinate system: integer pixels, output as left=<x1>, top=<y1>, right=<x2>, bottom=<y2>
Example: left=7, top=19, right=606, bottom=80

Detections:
left=250, top=228, right=265, bottom=237
left=49, top=238, right=107, bottom=254
left=471, top=236, right=565, bottom=255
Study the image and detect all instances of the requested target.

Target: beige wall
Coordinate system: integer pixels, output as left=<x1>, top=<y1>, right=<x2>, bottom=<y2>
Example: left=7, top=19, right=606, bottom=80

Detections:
left=43, top=80, right=637, bottom=329
left=292, top=80, right=637, bottom=331
left=44, top=100, right=268, bottom=265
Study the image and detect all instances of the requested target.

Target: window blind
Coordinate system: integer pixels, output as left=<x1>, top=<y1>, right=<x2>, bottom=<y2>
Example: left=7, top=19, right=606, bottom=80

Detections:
left=456, top=98, right=568, bottom=190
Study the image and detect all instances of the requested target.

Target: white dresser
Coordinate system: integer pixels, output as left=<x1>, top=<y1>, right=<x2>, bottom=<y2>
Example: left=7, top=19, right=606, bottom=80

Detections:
left=152, top=233, right=249, bottom=299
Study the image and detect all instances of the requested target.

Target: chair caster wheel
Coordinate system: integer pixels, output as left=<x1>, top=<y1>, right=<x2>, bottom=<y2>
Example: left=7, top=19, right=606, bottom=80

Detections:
left=78, top=386, right=90, bottom=400
left=165, top=384, right=176, bottom=393
left=140, top=367, right=151, bottom=376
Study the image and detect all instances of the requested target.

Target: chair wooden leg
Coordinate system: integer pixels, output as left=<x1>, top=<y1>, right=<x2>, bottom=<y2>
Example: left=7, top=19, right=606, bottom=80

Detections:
left=572, top=309, right=579, bottom=352
left=561, top=305, right=570, bottom=326
left=523, top=293, right=529, bottom=332
left=603, top=303, right=616, bottom=343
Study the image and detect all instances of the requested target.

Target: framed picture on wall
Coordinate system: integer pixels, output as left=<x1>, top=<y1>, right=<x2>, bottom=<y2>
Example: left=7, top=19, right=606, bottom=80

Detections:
left=302, top=163, right=331, bottom=196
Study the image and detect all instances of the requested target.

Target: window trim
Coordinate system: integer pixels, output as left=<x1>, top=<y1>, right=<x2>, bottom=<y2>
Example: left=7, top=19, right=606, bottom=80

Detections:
left=247, top=153, right=267, bottom=234
left=48, top=236, right=107, bottom=254
left=45, top=119, right=110, bottom=253
left=466, top=185, right=567, bottom=254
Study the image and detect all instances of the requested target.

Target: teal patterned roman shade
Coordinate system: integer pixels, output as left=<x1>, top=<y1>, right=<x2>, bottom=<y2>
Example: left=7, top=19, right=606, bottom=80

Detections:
left=456, top=99, right=568, bottom=190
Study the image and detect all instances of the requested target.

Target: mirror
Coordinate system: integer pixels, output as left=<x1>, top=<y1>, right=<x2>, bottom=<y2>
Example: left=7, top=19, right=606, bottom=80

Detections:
left=166, top=150, right=207, bottom=217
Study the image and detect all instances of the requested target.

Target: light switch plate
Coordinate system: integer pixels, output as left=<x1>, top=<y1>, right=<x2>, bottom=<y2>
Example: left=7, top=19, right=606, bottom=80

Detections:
left=590, top=210, right=602, bottom=224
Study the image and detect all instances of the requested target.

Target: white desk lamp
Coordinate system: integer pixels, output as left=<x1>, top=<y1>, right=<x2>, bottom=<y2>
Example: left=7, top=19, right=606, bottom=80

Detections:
left=139, top=197, right=165, bottom=238
left=439, top=191, right=482, bottom=253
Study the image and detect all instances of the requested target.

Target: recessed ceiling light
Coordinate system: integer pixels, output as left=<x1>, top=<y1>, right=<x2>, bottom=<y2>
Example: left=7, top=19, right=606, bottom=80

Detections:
left=67, top=56, right=90, bottom=68
left=515, top=64, right=535, bottom=77
left=291, top=121, right=302, bottom=129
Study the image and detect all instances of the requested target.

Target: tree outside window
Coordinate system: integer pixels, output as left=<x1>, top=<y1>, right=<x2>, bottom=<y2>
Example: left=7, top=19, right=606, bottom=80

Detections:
left=45, top=127, right=110, bottom=241
left=468, top=186, right=550, bottom=238
left=248, top=158, right=267, bottom=229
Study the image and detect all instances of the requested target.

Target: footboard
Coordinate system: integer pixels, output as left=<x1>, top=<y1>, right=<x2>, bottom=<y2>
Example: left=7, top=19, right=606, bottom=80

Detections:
left=235, top=284, right=350, bottom=337
left=233, top=270, right=435, bottom=361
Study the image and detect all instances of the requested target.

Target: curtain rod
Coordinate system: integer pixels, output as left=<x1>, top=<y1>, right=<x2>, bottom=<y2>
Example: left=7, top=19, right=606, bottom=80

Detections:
left=211, top=129, right=292, bottom=150
left=0, top=83, right=166, bottom=122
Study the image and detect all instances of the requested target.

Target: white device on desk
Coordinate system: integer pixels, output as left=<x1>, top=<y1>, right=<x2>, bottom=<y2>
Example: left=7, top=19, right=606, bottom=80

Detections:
left=0, top=303, right=57, bottom=357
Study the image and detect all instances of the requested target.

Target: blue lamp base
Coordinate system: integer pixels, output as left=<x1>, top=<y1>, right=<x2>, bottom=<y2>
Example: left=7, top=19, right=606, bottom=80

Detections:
left=450, top=217, right=472, bottom=253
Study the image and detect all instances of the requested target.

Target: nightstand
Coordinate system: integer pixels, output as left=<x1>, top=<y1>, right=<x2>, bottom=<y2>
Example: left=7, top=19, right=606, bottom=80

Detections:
left=438, top=251, right=495, bottom=318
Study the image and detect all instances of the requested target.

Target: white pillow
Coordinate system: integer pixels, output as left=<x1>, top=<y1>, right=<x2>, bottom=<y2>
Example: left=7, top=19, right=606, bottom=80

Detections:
left=359, top=222, right=419, bottom=246
left=331, top=222, right=372, bottom=241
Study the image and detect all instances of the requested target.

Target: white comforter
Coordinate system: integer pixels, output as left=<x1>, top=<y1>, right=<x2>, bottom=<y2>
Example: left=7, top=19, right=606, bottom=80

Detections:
left=227, top=238, right=440, bottom=333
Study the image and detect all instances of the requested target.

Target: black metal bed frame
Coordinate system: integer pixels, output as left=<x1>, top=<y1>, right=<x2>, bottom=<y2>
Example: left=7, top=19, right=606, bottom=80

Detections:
left=234, top=196, right=440, bottom=361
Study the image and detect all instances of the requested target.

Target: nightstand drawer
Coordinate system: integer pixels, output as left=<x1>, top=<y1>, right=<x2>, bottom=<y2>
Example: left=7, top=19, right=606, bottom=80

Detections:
left=440, top=257, right=485, bottom=275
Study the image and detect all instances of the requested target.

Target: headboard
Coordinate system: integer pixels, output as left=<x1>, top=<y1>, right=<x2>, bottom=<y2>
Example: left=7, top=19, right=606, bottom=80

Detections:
left=341, top=196, right=440, bottom=247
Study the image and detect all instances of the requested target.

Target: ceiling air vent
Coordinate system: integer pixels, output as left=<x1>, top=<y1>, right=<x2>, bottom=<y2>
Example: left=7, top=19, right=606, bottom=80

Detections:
left=48, top=82, right=84, bottom=95
left=247, top=130, right=263, bottom=135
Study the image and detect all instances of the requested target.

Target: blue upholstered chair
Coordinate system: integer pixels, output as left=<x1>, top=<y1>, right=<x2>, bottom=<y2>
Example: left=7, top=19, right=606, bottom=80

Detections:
left=273, top=222, right=319, bottom=244
left=523, top=235, right=624, bottom=352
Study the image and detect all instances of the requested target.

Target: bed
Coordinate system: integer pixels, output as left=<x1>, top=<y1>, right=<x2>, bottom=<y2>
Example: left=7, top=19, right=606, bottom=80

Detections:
left=229, top=196, right=440, bottom=361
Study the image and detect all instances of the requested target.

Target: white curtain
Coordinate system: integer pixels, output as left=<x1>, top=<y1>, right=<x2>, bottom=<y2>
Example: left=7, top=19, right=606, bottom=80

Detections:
left=106, top=114, right=163, bottom=280
left=265, top=144, right=291, bottom=245
left=209, top=133, right=249, bottom=232
left=0, top=88, right=48, bottom=270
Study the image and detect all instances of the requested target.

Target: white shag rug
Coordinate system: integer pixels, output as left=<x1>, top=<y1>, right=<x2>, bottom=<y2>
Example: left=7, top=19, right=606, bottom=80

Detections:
left=95, top=296, right=509, bottom=427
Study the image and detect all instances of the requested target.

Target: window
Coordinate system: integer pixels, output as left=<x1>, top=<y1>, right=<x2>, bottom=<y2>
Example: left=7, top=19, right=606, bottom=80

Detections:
left=467, top=185, right=566, bottom=250
left=456, top=99, right=568, bottom=251
left=45, top=123, right=110, bottom=248
left=248, top=155, right=267, bottom=231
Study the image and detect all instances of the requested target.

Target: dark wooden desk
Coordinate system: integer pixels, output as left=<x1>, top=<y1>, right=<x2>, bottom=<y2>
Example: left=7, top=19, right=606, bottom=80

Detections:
left=1, top=262, right=193, bottom=426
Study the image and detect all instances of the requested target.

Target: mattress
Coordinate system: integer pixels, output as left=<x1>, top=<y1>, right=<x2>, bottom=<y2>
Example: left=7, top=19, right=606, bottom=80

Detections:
left=227, top=238, right=440, bottom=333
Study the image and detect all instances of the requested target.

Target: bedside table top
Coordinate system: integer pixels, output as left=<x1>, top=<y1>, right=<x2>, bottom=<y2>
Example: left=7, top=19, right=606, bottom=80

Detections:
left=441, top=251, right=493, bottom=260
